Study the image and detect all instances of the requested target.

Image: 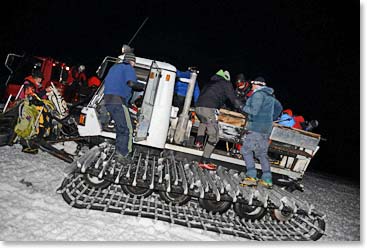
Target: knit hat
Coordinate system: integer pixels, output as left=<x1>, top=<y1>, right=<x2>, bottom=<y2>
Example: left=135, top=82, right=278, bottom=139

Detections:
left=251, top=76, right=266, bottom=86
left=216, top=69, right=231, bottom=81
left=121, top=44, right=134, bottom=54
left=123, top=52, right=136, bottom=63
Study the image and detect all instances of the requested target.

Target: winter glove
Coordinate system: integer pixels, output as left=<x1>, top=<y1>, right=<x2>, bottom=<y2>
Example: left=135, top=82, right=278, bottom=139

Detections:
left=232, top=98, right=244, bottom=112
left=127, top=80, right=145, bottom=91
left=136, top=97, right=143, bottom=108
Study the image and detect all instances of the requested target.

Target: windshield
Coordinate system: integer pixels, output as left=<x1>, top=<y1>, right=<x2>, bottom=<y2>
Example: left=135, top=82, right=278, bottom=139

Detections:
left=4, top=54, right=67, bottom=86
left=88, top=57, right=151, bottom=107
left=97, top=58, right=150, bottom=83
left=6, top=55, right=44, bottom=85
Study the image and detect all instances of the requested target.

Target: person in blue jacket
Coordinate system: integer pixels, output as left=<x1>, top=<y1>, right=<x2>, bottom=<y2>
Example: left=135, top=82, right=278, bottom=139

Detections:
left=173, top=69, right=200, bottom=114
left=103, top=52, right=139, bottom=164
left=240, top=76, right=283, bottom=188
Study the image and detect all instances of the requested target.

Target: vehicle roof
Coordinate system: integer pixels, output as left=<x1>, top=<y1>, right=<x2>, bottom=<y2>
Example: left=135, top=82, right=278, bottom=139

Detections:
left=135, top=57, right=177, bottom=72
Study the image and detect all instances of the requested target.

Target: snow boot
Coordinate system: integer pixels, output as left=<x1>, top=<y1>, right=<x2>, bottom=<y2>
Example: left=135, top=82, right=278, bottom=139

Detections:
left=194, top=141, right=204, bottom=150
left=198, top=158, right=217, bottom=170
left=240, top=176, right=258, bottom=186
left=114, top=153, right=134, bottom=165
left=259, top=179, right=273, bottom=189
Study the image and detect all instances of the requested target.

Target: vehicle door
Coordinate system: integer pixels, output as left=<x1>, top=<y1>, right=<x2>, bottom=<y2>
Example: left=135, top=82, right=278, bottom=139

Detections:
left=135, top=62, right=161, bottom=141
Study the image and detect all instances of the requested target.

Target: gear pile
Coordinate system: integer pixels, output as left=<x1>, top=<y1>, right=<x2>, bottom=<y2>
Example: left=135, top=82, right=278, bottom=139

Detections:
left=57, top=143, right=326, bottom=241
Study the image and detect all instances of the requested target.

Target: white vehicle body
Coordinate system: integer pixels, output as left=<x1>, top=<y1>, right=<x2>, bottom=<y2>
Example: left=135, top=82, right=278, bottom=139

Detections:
left=78, top=56, right=176, bottom=149
left=78, top=55, right=321, bottom=181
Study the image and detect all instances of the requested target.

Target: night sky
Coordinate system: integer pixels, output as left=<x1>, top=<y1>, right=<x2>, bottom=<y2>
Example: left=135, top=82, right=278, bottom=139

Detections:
left=0, top=1, right=360, bottom=181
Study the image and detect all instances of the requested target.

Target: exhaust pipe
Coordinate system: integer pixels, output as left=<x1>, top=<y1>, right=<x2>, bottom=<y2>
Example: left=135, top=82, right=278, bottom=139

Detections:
left=173, top=70, right=198, bottom=144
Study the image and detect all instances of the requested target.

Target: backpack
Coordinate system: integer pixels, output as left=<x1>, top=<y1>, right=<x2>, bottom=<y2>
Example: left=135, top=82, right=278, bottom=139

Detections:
left=14, top=101, right=41, bottom=139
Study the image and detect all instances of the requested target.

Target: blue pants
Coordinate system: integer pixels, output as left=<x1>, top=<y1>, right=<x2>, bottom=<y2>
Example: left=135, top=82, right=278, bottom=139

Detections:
left=240, top=131, right=272, bottom=181
left=105, top=103, right=133, bottom=156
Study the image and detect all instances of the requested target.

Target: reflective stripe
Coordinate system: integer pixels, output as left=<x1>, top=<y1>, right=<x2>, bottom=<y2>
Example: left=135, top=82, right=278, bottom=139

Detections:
left=122, top=104, right=133, bottom=153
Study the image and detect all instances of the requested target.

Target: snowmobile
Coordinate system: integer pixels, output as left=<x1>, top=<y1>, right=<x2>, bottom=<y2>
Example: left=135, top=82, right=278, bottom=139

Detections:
left=58, top=55, right=326, bottom=240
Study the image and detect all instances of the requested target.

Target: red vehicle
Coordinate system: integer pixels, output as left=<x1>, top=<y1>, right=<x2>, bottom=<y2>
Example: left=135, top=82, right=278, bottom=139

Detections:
left=1, top=53, right=71, bottom=110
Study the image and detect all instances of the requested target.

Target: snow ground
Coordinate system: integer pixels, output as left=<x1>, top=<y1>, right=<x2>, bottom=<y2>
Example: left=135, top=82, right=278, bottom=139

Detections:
left=0, top=145, right=360, bottom=242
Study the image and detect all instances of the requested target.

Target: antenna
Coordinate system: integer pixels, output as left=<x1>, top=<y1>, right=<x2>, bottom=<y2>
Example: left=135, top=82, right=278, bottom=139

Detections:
left=128, top=17, right=149, bottom=46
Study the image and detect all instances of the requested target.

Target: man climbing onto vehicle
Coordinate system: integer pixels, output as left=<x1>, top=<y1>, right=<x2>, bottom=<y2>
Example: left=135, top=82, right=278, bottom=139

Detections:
left=103, top=47, right=140, bottom=165
left=195, top=69, right=242, bottom=170
left=240, top=76, right=282, bottom=188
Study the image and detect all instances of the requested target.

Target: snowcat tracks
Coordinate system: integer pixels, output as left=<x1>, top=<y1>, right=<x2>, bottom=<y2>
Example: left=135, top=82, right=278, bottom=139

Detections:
left=57, top=144, right=326, bottom=241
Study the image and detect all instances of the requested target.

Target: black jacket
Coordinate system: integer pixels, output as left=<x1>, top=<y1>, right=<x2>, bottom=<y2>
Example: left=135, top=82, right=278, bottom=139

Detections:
left=196, top=75, right=241, bottom=109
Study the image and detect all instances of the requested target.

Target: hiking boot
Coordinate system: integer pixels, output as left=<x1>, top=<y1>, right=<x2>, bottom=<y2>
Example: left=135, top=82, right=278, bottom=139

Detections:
left=194, top=141, right=204, bottom=150
left=198, top=160, right=217, bottom=170
left=259, top=179, right=273, bottom=189
left=22, top=147, right=39, bottom=154
left=240, top=176, right=258, bottom=186
left=114, top=153, right=134, bottom=165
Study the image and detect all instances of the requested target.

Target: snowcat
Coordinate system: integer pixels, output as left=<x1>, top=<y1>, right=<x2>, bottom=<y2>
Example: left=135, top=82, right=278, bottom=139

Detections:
left=58, top=55, right=326, bottom=241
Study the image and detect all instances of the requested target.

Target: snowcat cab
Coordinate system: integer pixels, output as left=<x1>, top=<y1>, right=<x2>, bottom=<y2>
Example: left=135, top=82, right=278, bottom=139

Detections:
left=58, top=55, right=326, bottom=241
left=0, top=53, right=70, bottom=112
left=0, top=53, right=79, bottom=160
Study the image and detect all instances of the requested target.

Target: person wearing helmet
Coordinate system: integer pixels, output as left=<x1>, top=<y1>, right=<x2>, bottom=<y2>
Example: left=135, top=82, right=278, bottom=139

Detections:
left=194, top=69, right=242, bottom=170
left=76, top=64, right=87, bottom=87
left=64, top=64, right=87, bottom=102
left=19, top=70, right=45, bottom=99
left=240, top=76, right=283, bottom=189
left=78, top=64, right=85, bottom=73
left=234, top=73, right=253, bottom=103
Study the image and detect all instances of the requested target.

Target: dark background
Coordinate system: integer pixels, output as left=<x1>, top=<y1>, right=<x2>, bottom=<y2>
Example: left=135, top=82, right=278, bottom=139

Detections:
left=0, top=1, right=360, bottom=181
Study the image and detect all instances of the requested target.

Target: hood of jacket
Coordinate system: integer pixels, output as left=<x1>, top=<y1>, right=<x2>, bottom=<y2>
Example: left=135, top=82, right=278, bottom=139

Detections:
left=210, top=74, right=227, bottom=82
left=254, top=86, right=274, bottom=96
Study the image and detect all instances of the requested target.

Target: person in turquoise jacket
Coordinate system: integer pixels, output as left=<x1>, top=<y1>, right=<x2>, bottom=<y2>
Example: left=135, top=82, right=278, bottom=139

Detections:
left=240, top=76, right=283, bottom=188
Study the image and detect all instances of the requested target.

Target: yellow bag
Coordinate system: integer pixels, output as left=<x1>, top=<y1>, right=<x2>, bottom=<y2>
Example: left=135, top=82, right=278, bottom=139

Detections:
left=14, top=101, right=40, bottom=139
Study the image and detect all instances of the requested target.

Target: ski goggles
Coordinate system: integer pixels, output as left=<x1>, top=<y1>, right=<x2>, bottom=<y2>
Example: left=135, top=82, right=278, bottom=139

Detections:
left=236, top=81, right=250, bottom=89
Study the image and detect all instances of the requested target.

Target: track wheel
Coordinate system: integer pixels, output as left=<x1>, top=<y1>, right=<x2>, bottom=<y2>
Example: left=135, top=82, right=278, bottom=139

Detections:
left=308, top=217, right=326, bottom=241
left=83, top=174, right=111, bottom=189
left=233, top=200, right=267, bottom=220
left=0, top=127, right=14, bottom=146
left=198, top=198, right=232, bottom=214
left=271, top=207, right=293, bottom=221
left=121, top=184, right=153, bottom=198
left=159, top=191, right=191, bottom=205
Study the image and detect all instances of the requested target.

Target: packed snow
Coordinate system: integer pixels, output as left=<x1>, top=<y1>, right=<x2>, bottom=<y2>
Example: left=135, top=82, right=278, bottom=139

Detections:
left=0, top=144, right=360, bottom=241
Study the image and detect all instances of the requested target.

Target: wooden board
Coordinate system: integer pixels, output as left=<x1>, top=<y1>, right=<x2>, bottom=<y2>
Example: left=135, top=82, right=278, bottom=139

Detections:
left=218, top=108, right=246, bottom=127
left=272, top=123, right=321, bottom=139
